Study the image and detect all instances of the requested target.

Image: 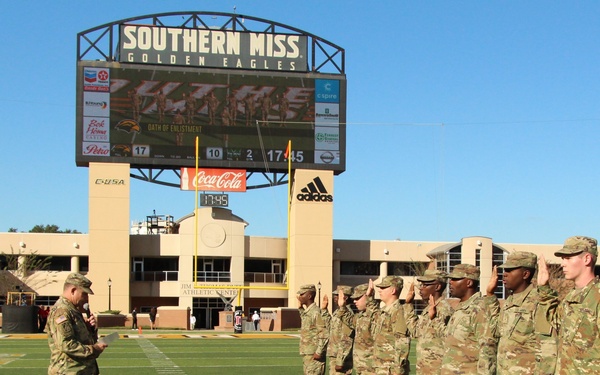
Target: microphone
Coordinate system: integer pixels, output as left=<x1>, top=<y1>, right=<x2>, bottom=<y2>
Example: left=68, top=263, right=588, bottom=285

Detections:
left=83, top=303, right=91, bottom=318
left=83, top=302, right=98, bottom=336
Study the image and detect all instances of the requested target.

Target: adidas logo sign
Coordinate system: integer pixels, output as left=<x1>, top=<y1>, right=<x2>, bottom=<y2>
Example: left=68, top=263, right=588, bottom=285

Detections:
left=297, top=177, right=333, bottom=202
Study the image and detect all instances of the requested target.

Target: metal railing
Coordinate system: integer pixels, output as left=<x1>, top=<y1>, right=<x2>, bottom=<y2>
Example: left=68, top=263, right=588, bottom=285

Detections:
left=131, top=271, right=178, bottom=282
left=244, top=272, right=285, bottom=283
left=194, top=271, right=231, bottom=283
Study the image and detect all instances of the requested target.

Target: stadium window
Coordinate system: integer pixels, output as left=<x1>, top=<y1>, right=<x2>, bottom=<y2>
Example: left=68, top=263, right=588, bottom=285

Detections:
left=340, top=261, right=379, bottom=275
left=388, top=262, right=429, bottom=276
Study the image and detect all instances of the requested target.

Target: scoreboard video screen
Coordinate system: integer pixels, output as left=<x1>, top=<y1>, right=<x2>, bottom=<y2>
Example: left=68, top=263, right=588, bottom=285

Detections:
left=76, top=61, right=346, bottom=174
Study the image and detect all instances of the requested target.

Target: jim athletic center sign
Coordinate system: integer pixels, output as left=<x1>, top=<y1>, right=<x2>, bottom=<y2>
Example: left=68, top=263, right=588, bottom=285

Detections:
left=120, top=25, right=308, bottom=72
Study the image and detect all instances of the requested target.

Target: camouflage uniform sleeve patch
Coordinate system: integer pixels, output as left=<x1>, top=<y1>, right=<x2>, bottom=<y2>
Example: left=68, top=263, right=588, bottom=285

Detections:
left=56, top=316, right=68, bottom=325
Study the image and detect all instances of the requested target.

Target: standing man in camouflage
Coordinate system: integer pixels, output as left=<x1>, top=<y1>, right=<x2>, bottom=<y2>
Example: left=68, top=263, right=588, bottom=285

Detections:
left=47, top=273, right=108, bottom=374
left=537, top=235, right=600, bottom=374
left=441, top=264, right=499, bottom=375
left=487, top=252, right=557, bottom=374
left=328, top=286, right=354, bottom=374
left=373, top=276, right=411, bottom=375
left=298, top=284, right=329, bottom=375
left=404, top=270, right=454, bottom=374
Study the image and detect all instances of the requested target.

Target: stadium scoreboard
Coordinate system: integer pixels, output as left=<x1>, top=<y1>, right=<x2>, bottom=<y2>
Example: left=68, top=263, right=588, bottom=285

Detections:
left=76, top=21, right=346, bottom=175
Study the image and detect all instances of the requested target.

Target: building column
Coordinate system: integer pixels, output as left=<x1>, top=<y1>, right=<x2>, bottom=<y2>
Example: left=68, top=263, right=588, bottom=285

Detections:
left=87, top=163, right=130, bottom=313
left=288, top=169, right=334, bottom=309
left=71, top=256, right=80, bottom=273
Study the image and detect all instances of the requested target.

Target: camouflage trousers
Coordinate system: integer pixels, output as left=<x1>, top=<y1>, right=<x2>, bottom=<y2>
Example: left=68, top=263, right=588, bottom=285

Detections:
left=375, top=360, right=410, bottom=375
left=354, top=368, right=377, bottom=375
left=328, top=358, right=352, bottom=374
left=353, top=356, right=376, bottom=375
left=303, top=355, right=326, bottom=375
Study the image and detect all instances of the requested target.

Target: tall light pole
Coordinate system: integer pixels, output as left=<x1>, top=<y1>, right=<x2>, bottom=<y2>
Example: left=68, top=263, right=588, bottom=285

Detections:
left=107, top=278, right=112, bottom=311
left=317, top=281, right=321, bottom=308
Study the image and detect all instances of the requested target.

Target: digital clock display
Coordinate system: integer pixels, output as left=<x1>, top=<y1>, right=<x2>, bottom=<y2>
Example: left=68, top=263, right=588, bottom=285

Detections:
left=200, top=193, right=229, bottom=207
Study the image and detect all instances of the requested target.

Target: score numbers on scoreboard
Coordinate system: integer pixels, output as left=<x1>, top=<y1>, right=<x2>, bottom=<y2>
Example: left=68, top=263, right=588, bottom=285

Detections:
left=205, top=147, right=304, bottom=163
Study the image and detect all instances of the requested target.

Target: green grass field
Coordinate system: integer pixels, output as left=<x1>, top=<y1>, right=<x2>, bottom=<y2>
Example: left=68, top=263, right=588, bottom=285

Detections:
left=0, top=331, right=417, bottom=374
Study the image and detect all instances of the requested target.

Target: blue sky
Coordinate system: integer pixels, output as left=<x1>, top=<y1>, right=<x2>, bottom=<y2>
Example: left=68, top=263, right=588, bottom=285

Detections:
left=2, top=2, right=600, bottom=245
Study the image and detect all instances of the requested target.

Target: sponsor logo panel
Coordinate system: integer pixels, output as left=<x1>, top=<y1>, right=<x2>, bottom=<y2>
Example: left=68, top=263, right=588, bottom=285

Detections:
left=181, top=168, right=247, bottom=192
left=82, top=142, right=110, bottom=156
left=83, top=117, right=110, bottom=142
left=315, top=79, right=340, bottom=103
left=315, top=103, right=339, bottom=126
left=83, top=92, right=110, bottom=117
left=83, top=67, right=110, bottom=92
left=314, top=126, right=340, bottom=151
left=314, top=150, right=340, bottom=165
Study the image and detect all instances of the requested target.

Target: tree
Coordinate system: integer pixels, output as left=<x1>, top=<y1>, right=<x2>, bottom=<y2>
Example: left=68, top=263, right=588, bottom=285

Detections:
left=0, top=246, right=58, bottom=301
left=28, top=224, right=81, bottom=234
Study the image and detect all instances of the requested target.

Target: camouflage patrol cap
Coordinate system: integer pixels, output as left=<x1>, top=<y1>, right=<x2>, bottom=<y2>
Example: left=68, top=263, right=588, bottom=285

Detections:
left=335, top=285, right=352, bottom=296
left=297, top=284, right=316, bottom=295
left=64, top=273, right=94, bottom=295
left=376, top=276, right=404, bottom=289
left=499, top=251, right=537, bottom=269
left=350, top=283, right=368, bottom=299
left=416, top=270, right=448, bottom=283
left=447, top=264, right=480, bottom=280
left=554, top=236, right=598, bottom=257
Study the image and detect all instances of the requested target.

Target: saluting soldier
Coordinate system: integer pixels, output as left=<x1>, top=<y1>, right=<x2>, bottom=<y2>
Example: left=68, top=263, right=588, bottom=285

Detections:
left=338, top=283, right=377, bottom=375
left=327, top=286, right=354, bottom=374
left=404, top=270, right=454, bottom=375
left=298, top=284, right=329, bottom=375
left=537, top=236, right=600, bottom=374
left=373, top=276, right=411, bottom=375
left=486, top=252, right=557, bottom=375
left=47, top=273, right=107, bottom=375
left=441, top=264, right=499, bottom=375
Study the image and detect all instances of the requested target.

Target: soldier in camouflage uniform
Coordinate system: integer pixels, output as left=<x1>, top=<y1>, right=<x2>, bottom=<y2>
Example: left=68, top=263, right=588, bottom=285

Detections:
left=486, top=252, right=557, bottom=375
left=441, top=264, right=499, bottom=375
left=298, top=284, right=329, bottom=375
left=536, top=236, right=600, bottom=375
left=373, top=276, right=411, bottom=375
left=338, top=283, right=377, bottom=375
left=404, top=270, right=454, bottom=375
left=47, top=273, right=107, bottom=375
left=327, top=286, right=354, bottom=374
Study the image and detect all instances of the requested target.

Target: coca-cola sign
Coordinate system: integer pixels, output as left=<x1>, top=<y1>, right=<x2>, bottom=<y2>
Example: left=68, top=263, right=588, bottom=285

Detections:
left=180, top=168, right=246, bottom=192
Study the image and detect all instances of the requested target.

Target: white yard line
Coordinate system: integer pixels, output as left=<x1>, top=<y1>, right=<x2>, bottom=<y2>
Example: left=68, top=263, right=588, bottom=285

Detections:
left=137, top=338, right=186, bottom=375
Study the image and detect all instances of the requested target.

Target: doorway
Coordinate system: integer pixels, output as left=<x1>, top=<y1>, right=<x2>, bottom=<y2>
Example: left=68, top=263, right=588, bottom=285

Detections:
left=193, top=297, right=226, bottom=329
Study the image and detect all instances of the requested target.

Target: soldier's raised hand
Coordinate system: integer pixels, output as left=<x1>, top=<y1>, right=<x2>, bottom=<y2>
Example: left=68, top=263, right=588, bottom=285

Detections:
left=486, top=265, right=498, bottom=296
left=537, top=255, right=550, bottom=286
left=337, top=287, right=347, bottom=308
left=428, top=295, right=436, bottom=320
left=405, top=282, right=415, bottom=304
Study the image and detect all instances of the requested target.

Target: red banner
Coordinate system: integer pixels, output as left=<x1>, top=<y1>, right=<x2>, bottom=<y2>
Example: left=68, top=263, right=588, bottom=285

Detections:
left=180, top=168, right=246, bottom=192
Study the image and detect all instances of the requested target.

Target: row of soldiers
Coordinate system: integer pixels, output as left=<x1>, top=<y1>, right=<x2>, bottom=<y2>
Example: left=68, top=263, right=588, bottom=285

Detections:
left=297, top=235, right=600, bottom=375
